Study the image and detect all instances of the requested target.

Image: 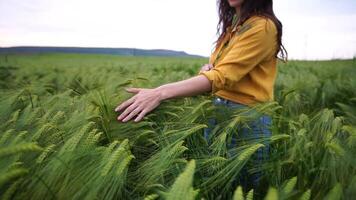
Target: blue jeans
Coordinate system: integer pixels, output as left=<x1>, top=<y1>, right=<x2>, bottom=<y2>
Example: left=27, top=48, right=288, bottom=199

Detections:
left=203, top=96, right=272, bottom=191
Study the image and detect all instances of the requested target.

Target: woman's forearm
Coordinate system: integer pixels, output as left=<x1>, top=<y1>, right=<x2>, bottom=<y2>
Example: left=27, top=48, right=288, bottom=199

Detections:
left=156, top=75, right=212, bottom=101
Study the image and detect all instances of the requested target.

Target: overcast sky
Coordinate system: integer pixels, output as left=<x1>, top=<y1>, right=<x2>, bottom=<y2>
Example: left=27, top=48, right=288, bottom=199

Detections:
left=1, top=0, right=356, bottom=60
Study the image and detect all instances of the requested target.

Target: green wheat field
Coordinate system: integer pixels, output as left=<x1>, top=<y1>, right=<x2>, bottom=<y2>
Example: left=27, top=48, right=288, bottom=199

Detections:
left=0, top=53, right=355, bottom=200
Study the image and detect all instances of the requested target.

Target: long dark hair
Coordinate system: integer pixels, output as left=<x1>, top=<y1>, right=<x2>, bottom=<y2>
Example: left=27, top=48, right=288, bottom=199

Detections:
left=216, top=0, right=287, bottom=61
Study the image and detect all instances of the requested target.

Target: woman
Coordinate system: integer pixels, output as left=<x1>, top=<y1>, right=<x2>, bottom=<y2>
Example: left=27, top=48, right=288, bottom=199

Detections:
left=115, top=0, right=286, bottom=193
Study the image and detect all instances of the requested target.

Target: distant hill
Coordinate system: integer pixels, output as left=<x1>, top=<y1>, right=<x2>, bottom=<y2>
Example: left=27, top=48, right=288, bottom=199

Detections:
left=0, top=46, right=204, bottom=58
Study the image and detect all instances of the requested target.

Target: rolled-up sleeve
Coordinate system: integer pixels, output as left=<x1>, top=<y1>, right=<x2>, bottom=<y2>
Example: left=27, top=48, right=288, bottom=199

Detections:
left=199, top=18, right=277, bottom=94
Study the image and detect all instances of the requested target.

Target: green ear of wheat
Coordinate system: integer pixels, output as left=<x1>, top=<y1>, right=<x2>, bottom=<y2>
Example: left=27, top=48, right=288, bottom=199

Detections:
left=0, top=168, right=29, bottom=188
left=324, top=183, right=342, bottom=200
left=164, top=160, right=199, bottom=200
left=264, top=187, right=279, bottom=200
left=282, top=176, right=297, bottom=196
left=233, top=186, right=244, bottom=200
left=0, top=143, right=42, bottom=157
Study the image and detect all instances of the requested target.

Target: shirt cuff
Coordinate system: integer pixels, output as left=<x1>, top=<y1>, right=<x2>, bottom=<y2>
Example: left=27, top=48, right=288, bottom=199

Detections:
left=199, top=70, right=219, bottom=94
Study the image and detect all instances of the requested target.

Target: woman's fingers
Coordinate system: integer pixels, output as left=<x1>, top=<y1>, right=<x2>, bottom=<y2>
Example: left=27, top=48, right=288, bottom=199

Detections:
left=202, top=64, right=209, bottom=70
left=115, top=88, right=162, bottom=123
left=133, top=101, right=159, bottom=122
left=122, top=105, right=143, bottom=122
left=117, top=102, right=138, bottom=121
left=115, top=96, right=135, bottom=112
left=199, top=64, right=214, bottom=73
left=134, top=109, right=148, bottom=122
left=125, top=87, right=141, bottom=93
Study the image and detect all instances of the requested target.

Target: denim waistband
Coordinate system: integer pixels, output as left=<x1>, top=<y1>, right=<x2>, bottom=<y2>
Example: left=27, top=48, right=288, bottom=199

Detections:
left=213, top=96, right=247, bottom=108
left=212, top=96, right=271, bottom=120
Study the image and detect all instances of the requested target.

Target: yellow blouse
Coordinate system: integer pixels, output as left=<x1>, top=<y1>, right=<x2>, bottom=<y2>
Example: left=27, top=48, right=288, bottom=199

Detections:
left=198, top=15, right=278, bottom=106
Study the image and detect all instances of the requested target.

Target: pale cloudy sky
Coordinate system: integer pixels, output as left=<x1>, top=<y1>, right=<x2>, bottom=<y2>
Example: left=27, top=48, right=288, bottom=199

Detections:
left=1, top=0, right=356, bottom=60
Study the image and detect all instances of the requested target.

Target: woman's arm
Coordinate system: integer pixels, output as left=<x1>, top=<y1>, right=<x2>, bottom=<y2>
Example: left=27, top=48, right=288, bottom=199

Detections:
left=158, top=74, right=212, bottom=100
left=115, top=75, right=211, bottom=122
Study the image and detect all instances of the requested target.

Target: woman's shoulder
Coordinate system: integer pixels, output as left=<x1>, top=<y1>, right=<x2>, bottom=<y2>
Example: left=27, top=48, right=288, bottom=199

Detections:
left=243, top=15, right=277, bottom=34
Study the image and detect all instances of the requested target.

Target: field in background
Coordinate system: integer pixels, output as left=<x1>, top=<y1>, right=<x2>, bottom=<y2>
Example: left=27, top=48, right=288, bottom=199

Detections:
left=0, top=53, right=355, bottom=199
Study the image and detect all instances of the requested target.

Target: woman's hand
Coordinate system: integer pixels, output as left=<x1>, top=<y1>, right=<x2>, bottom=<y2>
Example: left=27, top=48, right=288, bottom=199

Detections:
left=115, top=87, right=163, bottom=123
left=114, top=75, right=212, bottom=123
left=199, top=64, right=213, bottom=73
